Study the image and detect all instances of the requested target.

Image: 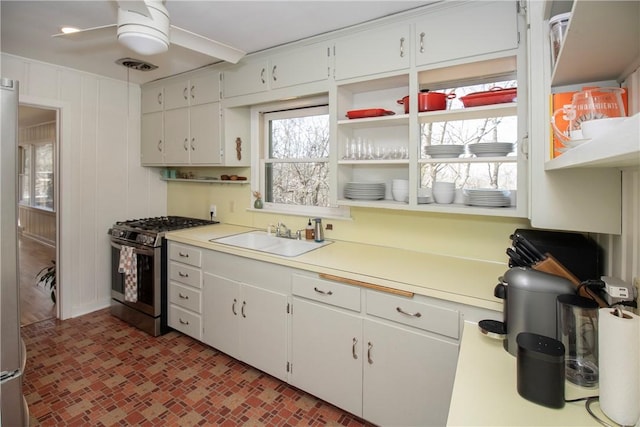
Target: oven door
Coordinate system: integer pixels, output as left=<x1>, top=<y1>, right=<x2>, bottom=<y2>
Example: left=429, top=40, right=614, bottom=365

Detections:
left=110, top=240, right=161, bottom=317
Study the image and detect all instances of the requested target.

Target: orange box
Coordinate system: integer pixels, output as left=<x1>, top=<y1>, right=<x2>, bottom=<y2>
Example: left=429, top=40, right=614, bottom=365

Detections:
left=551, top=87, right=628, bottom=158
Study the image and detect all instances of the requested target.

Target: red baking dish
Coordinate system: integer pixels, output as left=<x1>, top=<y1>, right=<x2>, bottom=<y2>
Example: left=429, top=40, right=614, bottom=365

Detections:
left=346, top=109, right=395, bottom=119
left=459, top=87, right=517, bottom=107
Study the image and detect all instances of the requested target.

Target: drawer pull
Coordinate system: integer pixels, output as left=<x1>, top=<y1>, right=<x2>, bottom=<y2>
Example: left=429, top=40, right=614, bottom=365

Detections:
left=178, top=252, right=189, bottom=258
left=352, top=337, right=358, bottom=360
left=178, top=293, right=189, bottom=300
left=241, top=301, right=246, bottom=318
left=367, top=341, right=373, bottom=365
left=178, top=271, right=189, bottom=278
left=396, top=306, right=422, bottom=318
left=314, top=287, right=333, bottom=296
left=232, top=298, right=237, bottom=315
left=419, top=32, right=425, bottom=53
left=179, top=318, right=189, bottom=325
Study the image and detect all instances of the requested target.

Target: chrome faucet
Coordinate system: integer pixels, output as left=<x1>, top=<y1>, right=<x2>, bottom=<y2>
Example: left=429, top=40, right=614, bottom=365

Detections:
left=276, top=222, right=291, bottom=238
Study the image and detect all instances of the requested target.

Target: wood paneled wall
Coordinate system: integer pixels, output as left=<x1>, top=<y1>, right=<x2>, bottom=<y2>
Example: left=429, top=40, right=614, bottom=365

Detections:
left=19, top=205, right=55, bottom=246
left=2, top=53, right=167, bottom=320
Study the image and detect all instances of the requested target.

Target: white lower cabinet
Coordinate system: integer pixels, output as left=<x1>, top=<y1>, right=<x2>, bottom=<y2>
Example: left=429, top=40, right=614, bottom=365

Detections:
left=201, top=252, right=289, bottom=382
left=289, top=274, right=460, bottom=426
left=167, top=243, right=203, bottom=340
left=290, top=298, right=363, bottom=416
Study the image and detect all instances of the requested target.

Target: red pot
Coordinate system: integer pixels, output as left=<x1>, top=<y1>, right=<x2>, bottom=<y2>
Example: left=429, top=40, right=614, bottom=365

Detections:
left=397, top=90, right=456, bottom=113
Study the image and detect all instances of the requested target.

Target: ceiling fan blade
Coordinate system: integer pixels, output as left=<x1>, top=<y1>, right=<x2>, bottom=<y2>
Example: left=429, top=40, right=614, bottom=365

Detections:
left=116, top=0, right=151, bottom=18
left=169, top=25, right=246, bottom=64
left=52, top=24, right=117, bottom=41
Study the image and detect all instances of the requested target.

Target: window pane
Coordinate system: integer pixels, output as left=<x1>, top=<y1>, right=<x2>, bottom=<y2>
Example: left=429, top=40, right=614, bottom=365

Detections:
left=269, top=114, right=329, bottom=160
left=420, top=162, right=517, bottom=190
left=34, top=143, right=54, bottom=209
left=19, top=146, right=30, bottom=204
left=266, top=162, right=330, bottom=207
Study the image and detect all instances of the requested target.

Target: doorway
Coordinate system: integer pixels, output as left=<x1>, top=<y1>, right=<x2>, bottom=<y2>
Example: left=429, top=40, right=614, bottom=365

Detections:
left=18, top=105, right=58, bottom=326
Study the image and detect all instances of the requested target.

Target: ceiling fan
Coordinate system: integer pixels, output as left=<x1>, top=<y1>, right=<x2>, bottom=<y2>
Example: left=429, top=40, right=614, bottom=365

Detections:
left=52, top=0, right=246, bottom=64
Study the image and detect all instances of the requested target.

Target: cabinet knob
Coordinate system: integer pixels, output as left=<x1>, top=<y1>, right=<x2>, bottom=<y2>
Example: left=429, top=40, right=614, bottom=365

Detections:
left=367, top=341, right=373, bottom=364
left=179, top=318, right=189, bottom=325
left=178, top=271, right=189, bottom=278
left=179, top=293, right=189, bottom=299
left=183, top=87, right=188, bottom=100
left=178, top=252, right=189, bottom=257
left=157, top=92, right=162, bottom=105
left=183, top=138, right=188, bottom=151
left=190, top=85, right=195, bottom=99
left=260, top=68, right=266, bottom=84
left=399, top=37, right=405, bottom=58
left=232, top=298, right=237, bottom=315
left=191, top=137, right=195, bottom=151
left=241, top=301, right=247, bottom=318
left=313, top=286, right=333, bottom=296
left=157, top=140, right=162, bottom=152
left=419, top=32, right=425, bottom=53
left=272, top=65, right=277, bottom=82
left=352, top=337, right=358, bottom=360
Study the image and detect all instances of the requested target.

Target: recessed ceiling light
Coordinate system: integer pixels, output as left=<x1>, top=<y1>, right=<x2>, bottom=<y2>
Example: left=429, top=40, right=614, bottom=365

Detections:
left=60, top=26, right=80, bottom=34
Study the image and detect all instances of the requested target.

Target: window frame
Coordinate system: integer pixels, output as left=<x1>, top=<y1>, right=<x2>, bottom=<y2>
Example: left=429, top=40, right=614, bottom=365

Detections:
left=251, top=96, right=350, bottom=219
left=18, top=140, right=55, bottom=212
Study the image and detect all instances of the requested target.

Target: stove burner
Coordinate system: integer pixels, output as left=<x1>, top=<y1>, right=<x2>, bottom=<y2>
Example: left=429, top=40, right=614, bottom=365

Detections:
left=116, top=216, right=218, bottom=232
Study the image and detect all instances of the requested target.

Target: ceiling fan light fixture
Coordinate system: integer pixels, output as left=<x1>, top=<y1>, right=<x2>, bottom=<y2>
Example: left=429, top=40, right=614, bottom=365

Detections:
left=118, top=32, right=168, bottom=55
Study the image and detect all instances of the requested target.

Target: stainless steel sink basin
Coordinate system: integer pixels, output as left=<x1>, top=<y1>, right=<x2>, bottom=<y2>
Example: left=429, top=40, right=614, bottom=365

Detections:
left=211, top=231, right=331, bottom=257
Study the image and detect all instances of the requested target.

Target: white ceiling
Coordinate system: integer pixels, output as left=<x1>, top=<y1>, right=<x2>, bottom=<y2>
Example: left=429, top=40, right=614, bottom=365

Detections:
left=1, top=1, right=431, bottom=85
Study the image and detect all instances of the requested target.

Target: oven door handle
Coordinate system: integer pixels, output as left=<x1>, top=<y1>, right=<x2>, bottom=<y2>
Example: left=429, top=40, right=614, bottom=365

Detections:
left=110, top=240, right=155, bottom=257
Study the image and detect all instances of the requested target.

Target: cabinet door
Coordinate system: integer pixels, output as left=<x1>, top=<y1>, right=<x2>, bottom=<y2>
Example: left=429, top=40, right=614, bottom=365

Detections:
left=239, top=284, right=288, bottom=381
left=202, top=273, right=240, bottom=359
left=222, top=60, right=269, bottom=98
left=190, top=72, right=220, bottom=105
left=189, top=103, right=221, bottom=164
left=363, top=319, right=459, bottom=427
left=141, top=86, right=163, bottom=113
left=163, top=108, right=190, bottom=165
left=140, top=112, right=164, bottom=165
left=415, top=1, right=518, bottom=67
left=334, top=23, right=410, bottom=81
left=163, top=80, right=190, bottom=110
left=270, top=44, right=329, bottom=89
left=290, top=298, right=363, bottom=417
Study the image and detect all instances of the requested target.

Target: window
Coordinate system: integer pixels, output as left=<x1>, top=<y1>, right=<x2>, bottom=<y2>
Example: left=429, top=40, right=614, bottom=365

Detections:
left=19, top=142, right=54, bottom=210
left=257, top=98, right=348, bottom=218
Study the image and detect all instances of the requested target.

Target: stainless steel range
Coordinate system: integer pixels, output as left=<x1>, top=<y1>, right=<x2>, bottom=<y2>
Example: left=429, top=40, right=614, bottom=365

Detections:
left=109, top=216, right=217, bottom=336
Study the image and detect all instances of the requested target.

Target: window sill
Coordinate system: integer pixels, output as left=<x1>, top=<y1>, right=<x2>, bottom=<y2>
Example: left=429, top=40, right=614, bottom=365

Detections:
left=246, top=207, right=353, bottom=221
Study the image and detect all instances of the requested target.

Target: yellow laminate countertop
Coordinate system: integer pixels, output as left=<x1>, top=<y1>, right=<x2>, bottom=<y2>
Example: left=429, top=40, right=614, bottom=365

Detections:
left=166, top=223, right=506, bottom=311
left=448, top=321, right=603, bottom=426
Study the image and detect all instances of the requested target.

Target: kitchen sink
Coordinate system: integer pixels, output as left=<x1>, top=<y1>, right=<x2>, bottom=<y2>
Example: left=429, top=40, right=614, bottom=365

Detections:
left=211, top=231, right=331, bottom=257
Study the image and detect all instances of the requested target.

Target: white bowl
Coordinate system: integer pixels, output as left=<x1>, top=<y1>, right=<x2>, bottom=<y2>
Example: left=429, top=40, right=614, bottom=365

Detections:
left=392, top=190, right=409, bottom=201
left=433, top=181, right=455, bottom=191
left=580, top=117, right=626, bottom=140
left=392, top=179, right=409, bottom=187
left=432, top=190, right=455, bottom=204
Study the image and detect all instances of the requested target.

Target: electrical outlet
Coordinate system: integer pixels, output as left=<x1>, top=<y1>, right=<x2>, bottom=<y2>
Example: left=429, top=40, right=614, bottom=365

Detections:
left=209, top=204, right=217, bottom=219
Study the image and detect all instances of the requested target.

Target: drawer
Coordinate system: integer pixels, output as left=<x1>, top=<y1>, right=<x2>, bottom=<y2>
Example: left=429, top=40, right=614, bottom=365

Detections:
left=169, top=243, right=202, bottom=267
left=366, top=291, right=459, bottom=339
left=169, top=262, right=202, bottom=289
left=292, top=274, right=361, bottom=312
left=169, top=283, right=202, bottom=313
left=169, top=305, right=202, bottom=339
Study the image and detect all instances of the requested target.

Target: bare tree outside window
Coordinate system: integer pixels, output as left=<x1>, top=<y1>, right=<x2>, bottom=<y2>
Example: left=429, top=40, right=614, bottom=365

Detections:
left=264, top=106, right=330, bottom=207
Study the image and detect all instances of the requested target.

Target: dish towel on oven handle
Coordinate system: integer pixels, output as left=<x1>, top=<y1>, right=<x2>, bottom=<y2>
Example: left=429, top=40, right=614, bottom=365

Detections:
left=118, top=245, right=137, bottom=302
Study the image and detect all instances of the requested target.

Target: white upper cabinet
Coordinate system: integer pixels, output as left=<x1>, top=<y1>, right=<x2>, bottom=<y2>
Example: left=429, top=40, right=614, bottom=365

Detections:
left=333, top=23, right=410, bottom=81
left=527, top=0, right=639, bottom=234
left=415, top=1, right=519, bottom=68
left=141, top=84, right=164, bottom=113
left=163, top=72, right=220, bottom=110
left=140, top=111, right=164, bottom=165
left=222, top=43, right=330, bottom=98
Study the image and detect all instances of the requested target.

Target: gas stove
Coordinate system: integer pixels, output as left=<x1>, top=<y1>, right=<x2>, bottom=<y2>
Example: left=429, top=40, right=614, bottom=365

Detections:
left=110, top=216, right=218, bottom=248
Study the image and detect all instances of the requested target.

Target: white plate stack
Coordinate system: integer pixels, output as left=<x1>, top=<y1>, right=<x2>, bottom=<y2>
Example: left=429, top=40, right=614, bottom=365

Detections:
left=424, top=145, right=465, bottom=158
left=344, top=182, right=386, bottom=200
left=465, top=189, right=511, bottom=207
left=468, top=142, right=514, bottom=157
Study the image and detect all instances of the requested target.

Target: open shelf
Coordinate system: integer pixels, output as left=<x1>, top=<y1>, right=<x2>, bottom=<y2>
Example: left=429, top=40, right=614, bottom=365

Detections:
left=546, top=113, right=639, bottom=170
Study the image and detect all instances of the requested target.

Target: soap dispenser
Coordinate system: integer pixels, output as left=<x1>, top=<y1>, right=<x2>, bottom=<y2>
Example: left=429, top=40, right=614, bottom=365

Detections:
left=313, top=218, right=324, bottom=242
left=305, top=219, right=314, bottom=240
